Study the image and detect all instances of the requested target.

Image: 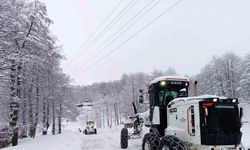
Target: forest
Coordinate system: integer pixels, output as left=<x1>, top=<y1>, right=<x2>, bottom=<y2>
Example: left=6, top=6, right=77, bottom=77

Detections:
left=0, top=0, right=78, bottom=146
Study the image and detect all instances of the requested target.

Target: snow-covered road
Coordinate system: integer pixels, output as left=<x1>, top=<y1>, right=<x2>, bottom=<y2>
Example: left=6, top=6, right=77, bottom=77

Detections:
left=3, top=122, right=143, bottom=150
left=81, top=128, right=123, bottom=150
left=81, top=127, right=141, bottom=150
left=2, top=102, right=250, bottom=150
left=2, top=121, right=250, bottom=150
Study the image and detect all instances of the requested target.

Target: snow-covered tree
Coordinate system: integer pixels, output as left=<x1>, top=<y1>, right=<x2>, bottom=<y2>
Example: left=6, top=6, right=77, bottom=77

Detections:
left=0, top=0, right=75, bottom=147
left=196, top=52, right=242, bottom=98
left=239, top=53, right=250, bottom=99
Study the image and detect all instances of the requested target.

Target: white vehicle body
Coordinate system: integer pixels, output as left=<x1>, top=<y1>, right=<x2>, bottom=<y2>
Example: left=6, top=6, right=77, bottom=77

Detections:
left=163, top=96, right=242, bottom=150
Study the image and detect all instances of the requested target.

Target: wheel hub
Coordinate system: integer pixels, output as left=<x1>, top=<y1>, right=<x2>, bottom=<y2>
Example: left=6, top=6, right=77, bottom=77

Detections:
left=162, top=145, right=170, bottom=150
left=145, top=141, right=151, bottom=150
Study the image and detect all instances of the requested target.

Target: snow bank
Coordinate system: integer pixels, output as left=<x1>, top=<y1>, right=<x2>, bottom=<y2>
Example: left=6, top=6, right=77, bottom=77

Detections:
left=3, top=121, right=84, bottom=150
left=3, top=131, right=83, bottom=150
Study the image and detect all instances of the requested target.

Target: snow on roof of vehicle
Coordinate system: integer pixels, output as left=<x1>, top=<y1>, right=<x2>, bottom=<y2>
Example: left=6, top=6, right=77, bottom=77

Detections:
left=149, top=76, right=189, bottom=85
left=86, top=120, right=94, bottom=122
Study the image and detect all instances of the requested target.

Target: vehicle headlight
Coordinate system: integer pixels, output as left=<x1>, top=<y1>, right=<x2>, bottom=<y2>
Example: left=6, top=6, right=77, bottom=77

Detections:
left=213, top=98, right=218, bottom=102
left=160, top=81, right=166, bottom=86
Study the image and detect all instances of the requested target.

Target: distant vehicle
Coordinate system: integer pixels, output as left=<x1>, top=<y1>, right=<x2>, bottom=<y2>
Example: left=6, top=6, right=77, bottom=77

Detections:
left=84, top=120, right=97, bottom=135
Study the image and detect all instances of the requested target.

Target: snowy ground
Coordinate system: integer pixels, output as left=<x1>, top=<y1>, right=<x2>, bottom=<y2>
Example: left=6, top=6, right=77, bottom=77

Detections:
left=3, top=122, right=83, bottom=150
left=3, top=122, right=141, bottom=150
left=2, top=103, right=250, bottom=150
left=81, top=126, right=142, bottom=150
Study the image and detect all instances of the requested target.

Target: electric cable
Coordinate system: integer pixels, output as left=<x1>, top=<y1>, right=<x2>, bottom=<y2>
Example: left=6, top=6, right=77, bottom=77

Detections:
left=70, top=0, right=160, bottom=72
left=74, top=0, right=183, bottom=75
left=66, top=0, right=136, bottom=67
left=66, top=0, right=123, bottom=65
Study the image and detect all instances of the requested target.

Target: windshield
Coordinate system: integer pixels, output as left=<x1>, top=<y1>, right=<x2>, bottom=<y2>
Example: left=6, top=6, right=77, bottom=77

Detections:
left=158, top=90, right=177, bottom=106
left=157, top=88, right=188, bottom=106
left=149, top=80, right=188, bottom=107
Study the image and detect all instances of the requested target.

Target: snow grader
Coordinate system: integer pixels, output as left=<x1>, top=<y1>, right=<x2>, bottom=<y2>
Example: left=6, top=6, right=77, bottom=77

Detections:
left=120, top=76, right=243, bottom=150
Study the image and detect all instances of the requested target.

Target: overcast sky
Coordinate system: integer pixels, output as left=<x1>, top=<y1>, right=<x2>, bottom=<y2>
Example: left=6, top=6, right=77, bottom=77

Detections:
left=40, top=0, right=250, bottom=85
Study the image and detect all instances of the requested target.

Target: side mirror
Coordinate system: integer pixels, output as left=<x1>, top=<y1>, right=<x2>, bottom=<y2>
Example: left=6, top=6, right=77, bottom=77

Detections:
left=139, top=95, right=144, bottom=103
left=139, top=89, right=144, bottom=103
left=240, top=107, right=243, bottom=119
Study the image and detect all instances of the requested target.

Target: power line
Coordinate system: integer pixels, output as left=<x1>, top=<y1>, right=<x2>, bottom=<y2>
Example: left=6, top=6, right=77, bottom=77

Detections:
left=67, top=0, right=137, bottom=68
left=65, top=0, right=123, bottom=66
left=70, top=0, right=161, bottom=72
left=69, top=0, right=124, bottom=62
left=74, top=0, right=183, bottom=75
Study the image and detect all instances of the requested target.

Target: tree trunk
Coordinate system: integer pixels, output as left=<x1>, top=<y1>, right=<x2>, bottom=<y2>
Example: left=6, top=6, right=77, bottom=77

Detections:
left=114, top=103, right=119, bottom=125
left=21, top=86, right=27, bottom=138
left=58, top=99, right=62, bottom=134
left=52, top=100, right=55, bottom=135
left=118, top=104, right=122, bottom=124
left=42, top=98, right=47, bottom=135
left=45, top=99, right=50, bottom=135
left=28, top=82, right=34, bottom=138
left=106, top=103, right=109, bottom=127
left=33, top=80, right=40, bottom=138
left=9, top=60, right=20, bottom=146
left=102, top=107, right=105, bottom=128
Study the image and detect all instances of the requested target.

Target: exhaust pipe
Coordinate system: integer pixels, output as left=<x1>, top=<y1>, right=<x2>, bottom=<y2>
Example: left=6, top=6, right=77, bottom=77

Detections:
left=193, top=81, right=198, bottom=96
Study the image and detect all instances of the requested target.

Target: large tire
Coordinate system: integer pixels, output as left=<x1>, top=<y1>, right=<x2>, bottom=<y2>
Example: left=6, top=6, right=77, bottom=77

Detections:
left=120, top=128, right=128, bottom=149
left=94, top=129, right=97, bottom=134
left=84, top=129, right=87, bottom=135
left=157, top=135, right=188, bottom=150
left=142, top=133, right=160, bottom=150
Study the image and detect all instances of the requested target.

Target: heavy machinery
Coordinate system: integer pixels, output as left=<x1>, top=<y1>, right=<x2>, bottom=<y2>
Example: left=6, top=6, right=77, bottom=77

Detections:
left=120, top=102, right=147, bottom=148
left=84, top=120, right=97, bottom=135
left=138, top=76, right=243, bottom=150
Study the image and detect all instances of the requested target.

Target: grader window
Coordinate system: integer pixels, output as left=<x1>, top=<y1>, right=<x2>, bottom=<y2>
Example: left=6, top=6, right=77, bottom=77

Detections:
left=191, top=106, right=195, bottom=136
left=159, top=91, right=165, bottom=106
left=158, top=90, right=177, bottom=106
left=149, top=80, right=188, bottom=107
left=188, top=106, right=196, bottom=136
